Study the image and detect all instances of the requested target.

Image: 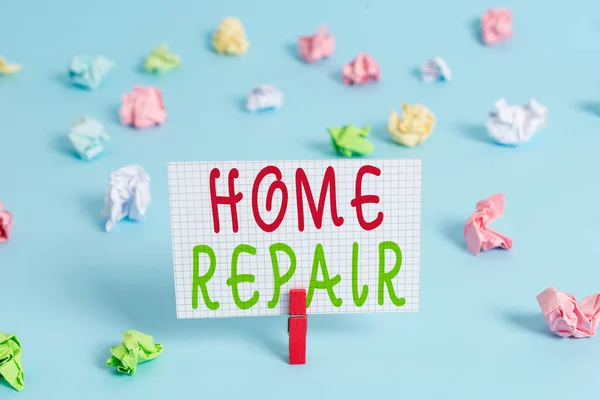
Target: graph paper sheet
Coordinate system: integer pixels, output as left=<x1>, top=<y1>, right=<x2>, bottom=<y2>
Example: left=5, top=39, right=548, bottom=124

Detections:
left=168, top=159, right=421, bottom=318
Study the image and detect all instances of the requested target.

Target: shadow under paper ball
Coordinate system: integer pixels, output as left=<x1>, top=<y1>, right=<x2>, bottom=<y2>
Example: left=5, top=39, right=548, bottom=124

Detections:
left=468, top=17, right=484, bottom=45
left=456, top=123, right=497, bottom=145
left=577, top=101, right=600, bottom=117
left=501, top=311, right=560, bottom=338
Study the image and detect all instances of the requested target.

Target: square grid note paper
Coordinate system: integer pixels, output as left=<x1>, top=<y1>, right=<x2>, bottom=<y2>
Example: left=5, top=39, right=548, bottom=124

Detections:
left=168, top=159, right=421, bottom=319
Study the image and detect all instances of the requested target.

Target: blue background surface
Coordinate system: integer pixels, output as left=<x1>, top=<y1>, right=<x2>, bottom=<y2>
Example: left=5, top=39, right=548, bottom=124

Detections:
left=2, top=0, right=600, bottom=398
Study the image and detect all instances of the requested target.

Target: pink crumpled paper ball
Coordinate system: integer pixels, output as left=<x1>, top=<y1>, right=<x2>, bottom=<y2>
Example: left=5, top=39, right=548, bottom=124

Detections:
left=481, top=8, right=512, bottom=45
left=297, top=25, right=335, bottom=63
left=119, top=86, right=167, bottom=129
left=0, top=201, right=13, bottom=242
left=463, top=193, right=513, bottom=256
left=537, top=286, right=600, bottom=338
left=341, top=53, right=380, bottom=85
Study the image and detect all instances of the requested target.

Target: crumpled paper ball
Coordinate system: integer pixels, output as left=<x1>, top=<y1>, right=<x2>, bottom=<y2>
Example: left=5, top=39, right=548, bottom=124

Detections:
left=106, top=330, right=164, bottom=374
left=0, top=201, right=13, bottom=242
left=144, top=44, right=181, bottom=73
left=246, top=84, right=284, bottom=112
left=486, top=97, right=547, bottom=146
left=419, top=57, right=452, bottom=82
left=101, top=165, right=151, bottom=232
left=463, top=193, right=513, bottom=256
left=0, top=332, right=24, bottom=391
left=68, top=116, right=110, bottom=161
left=119, top=86, right=166, bottom=129
left=0, top=56, right=21, bottom=74
left=297, top=25, right=335, bottom=63
left=212, top=17, right=249, bottom=55
left=68, top=55, right=114, bottom=90
left=537, top=286, right=600, bottom=338
left=481, top=8, right=512, bottom=45
left=341, top=53, right=380, bottom=85
left=387, top=103, right=436, bottom=147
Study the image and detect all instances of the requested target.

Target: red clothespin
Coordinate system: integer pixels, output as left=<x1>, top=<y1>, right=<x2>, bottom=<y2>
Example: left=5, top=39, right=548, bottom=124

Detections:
left=289, top=289, right=307, bottom=365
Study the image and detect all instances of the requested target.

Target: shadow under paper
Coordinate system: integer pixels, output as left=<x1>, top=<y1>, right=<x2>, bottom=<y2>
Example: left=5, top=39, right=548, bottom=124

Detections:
left=62, top=256, right=370, bottom=364
left=501, top=311, right=559, bottom=338
left=330, top=69, right=343, bottom=84
left=95, top=340, right=117, bottom=370
left=577, top=101, right=600, bottom=117
left=79, top=195, right=107, bottom=231
left=54, top=71, right=72, bottom=88
left=107, top=104, right=122, bottom=125
left=369, top=121, right=394, bottom=144
left=441, top=219, right=469, bottom=253
left=468, top=18, right=483, bottom=45
left=306, top=140, right=338, bottom=157
left=455, top=123, right=497, bottom=145
left=53, top=133, right=78, bottom=159
left=410, top=66, right=422, bottom=81
left=205, top=30, right=214, bottom=52
left=135, top=58, right=148, bottom=74
left=286, top=43, right=301, bottom=62
left=237, top=96, right=248, bottom=112
left=60, top=262, right=291, bottom=362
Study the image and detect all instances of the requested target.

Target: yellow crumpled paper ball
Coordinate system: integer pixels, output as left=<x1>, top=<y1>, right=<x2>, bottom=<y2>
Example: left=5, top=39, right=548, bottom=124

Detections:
left=0, top=56, right=22, bottom=74
left=212, top=17, right=250, bottom=55
left=387, top=103, right=436, bottom=147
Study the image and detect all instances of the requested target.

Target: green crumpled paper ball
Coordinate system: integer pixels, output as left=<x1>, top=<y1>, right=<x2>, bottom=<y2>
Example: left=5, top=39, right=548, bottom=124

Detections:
left=0, top=332, right=25, bottom=392
left=144, top=44, right=181, bottom=73
left=106, top=330, right=164, bottom=375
